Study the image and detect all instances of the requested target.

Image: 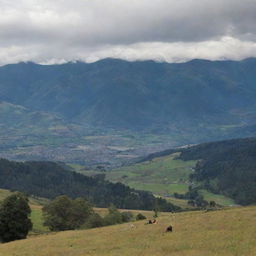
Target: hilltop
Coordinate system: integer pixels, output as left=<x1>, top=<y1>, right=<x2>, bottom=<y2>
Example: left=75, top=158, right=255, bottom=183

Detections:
left=0, top=206, right=255, bottom=256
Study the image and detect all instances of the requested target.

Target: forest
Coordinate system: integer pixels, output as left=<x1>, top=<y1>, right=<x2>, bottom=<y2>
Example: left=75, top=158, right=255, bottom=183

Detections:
left=178, top=137, right=256, bottom=205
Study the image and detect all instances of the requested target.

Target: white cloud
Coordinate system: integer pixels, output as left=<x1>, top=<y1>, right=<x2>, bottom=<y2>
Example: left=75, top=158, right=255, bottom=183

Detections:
left=0, top=0, right=256, bottom=65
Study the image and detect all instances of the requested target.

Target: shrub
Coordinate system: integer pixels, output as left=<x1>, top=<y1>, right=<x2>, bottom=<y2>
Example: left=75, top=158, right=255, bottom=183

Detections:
left=136, top=213, right=146, bottom=220
left=83, top=213, right=104, bottom=229
left=103, top=204, right=123, bottom=226
left=121, top=211, right=134, bottom=222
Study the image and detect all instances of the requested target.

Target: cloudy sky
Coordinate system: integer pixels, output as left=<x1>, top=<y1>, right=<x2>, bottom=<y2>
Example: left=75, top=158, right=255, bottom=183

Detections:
left=0, top=0, right=256, bottom=65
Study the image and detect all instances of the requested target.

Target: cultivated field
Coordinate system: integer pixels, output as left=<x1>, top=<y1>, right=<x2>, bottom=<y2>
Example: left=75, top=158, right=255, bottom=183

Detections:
left=0, top=206, right=255, bottom=256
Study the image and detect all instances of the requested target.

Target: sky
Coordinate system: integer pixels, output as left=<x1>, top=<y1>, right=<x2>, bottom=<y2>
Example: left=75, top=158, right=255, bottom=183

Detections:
left=0, top=0, right=256, bottom=65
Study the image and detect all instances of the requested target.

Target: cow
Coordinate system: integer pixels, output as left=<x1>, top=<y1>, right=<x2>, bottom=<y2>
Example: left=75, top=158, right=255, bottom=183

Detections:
left=166, top=225, right=173, bottom=232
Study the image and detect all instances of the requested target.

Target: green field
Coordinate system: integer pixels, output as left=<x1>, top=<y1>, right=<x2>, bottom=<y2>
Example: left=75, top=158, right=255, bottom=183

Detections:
left=1, top=206, right=255, bottom=256
left=106, top=152, right=196, bottom=195
left=199, top=190, right=236, bottom=206
left=71, top=152, right=235, bottom=208
left=30, top=206, right=49, bottom=234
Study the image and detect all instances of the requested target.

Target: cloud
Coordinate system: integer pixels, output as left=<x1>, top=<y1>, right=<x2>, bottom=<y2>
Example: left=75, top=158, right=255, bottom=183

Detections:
left=0, top=0, right=256, bottom=65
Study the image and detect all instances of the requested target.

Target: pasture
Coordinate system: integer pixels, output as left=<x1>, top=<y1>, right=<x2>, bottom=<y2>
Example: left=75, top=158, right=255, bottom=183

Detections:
left=0, top=206, right=255, bottom=256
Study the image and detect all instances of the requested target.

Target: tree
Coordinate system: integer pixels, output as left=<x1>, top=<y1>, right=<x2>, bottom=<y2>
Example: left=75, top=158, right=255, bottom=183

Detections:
left=0, top=192, right=32, bottom=242
left=42, top=195, right=93, bottom=231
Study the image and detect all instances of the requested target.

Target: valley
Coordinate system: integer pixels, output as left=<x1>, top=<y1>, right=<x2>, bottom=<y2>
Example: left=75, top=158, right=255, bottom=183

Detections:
left=73, top=151, right=235, bottom=208
left=1, top=59, right=256, bottom=167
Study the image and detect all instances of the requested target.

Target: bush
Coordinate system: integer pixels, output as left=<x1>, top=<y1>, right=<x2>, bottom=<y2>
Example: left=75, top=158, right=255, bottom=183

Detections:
left=104, top=212, right=123, bottom=226
left=0, top=192, right=32, bottom=242
left=103, top=204, right=123, bottom=226
left=83, top=213, right=104, bottom=229
left=136, top=213, right=146, bottom=220
left=121, top=211, right=133, bottom=222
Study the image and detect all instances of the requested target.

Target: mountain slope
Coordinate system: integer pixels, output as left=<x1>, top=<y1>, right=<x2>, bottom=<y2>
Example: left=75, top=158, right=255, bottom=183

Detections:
left=1, top=58, right=256, bottom=131
left=0, top=101, right=67, bottom=132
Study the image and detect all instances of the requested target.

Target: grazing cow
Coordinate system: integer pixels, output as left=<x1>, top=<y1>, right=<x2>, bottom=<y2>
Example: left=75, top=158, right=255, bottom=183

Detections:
left=152, top=219, right=157, bottom=224
left=148, top=220, right=153, bottom=224
left=166, top=225, right=173, bottom=232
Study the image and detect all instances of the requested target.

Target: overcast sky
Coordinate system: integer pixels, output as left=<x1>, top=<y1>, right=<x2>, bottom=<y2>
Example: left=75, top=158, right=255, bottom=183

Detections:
left=0, top=0, right=256, bottom=65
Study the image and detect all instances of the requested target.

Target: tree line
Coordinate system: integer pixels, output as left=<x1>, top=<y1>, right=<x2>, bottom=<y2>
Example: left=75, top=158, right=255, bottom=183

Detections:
left=0, top=158, right=180, bottom=211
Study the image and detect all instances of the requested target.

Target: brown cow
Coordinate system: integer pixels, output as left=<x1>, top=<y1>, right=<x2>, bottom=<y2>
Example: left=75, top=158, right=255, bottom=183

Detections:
left=166, top=225, right=173, bottom=232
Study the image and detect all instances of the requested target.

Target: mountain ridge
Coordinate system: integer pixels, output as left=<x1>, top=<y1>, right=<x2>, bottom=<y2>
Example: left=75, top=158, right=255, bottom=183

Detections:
left=1, top=57, right=256, bottom=130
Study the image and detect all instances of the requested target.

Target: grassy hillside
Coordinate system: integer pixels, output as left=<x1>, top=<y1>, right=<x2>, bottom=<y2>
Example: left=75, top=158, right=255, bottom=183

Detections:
left=101, top=153, right=195, bottom=195
left=0, top=206, right=255, bottom=256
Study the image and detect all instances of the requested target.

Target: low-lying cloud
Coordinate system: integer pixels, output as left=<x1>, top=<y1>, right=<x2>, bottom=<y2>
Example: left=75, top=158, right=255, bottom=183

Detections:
left=0, top=0, right=256, bottom=65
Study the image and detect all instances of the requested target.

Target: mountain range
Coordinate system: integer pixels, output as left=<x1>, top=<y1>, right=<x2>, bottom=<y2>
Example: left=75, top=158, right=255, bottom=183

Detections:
left=1, top=58, right=256, bottom=164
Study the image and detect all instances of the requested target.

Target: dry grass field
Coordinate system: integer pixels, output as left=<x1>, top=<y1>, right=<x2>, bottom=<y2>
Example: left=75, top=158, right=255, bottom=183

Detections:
left=1, top=206, right=255, bottom=256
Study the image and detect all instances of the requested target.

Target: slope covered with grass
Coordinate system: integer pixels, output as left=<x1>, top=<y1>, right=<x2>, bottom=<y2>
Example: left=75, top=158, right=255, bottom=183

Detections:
left=106, top=153, right=195, bottom=195
left=1, top=206, right=255, bottom=256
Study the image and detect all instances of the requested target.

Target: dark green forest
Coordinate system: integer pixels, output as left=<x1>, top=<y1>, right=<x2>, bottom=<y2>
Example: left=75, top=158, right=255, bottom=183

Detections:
left=177, top=137, right=256, bottom=205
left=0, top=159, right=180, bottom=211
